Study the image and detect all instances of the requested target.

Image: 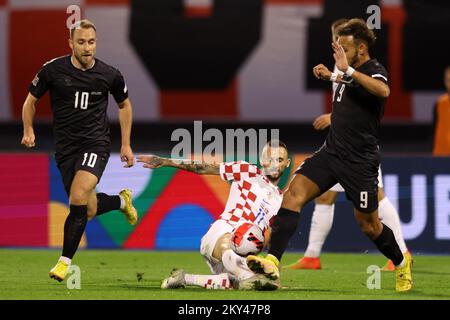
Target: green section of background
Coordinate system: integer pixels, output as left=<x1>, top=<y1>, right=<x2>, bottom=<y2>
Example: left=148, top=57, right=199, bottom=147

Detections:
left=95, top=152, right=293, bottom=247
left=96, top=167, right=177, bottom=246
left=1, top=249, right=449, bottom=300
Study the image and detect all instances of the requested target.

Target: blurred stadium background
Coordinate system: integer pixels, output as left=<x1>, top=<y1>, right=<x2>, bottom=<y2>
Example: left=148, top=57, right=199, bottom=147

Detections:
left=1, top=0, right=449, bottom=256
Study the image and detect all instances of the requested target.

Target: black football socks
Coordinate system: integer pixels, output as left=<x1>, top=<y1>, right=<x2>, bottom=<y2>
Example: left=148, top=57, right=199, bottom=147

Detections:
left=62, top=204, right=88, bottom=259
left=373, top=223, right=404, bottom=266
left=267, top=207, right=301, bottom=261
left=96, top=193, right=121, bottom=216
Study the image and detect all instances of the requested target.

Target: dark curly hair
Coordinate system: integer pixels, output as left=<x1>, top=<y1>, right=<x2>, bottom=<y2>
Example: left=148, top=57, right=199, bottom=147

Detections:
left=336, top=18, right=376, bottom=47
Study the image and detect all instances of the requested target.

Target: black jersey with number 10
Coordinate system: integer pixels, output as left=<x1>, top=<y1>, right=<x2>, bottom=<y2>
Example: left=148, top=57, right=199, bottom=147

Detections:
left=325, top=59, right=388, bottom=163
left=29, top=55, right=128, bottom=162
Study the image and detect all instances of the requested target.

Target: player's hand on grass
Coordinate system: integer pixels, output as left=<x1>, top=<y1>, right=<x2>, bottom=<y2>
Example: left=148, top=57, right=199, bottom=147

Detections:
left=332, top=41, right=349, bottom=73
left=120, top=145, right=134, bottom=168
left=313, top=64, right=332, bottom=81
left=21, top=131, right=36, bottom=148
left=313, top=113, right=331, bottom=130
left=137, top=155, right=166, bottom=169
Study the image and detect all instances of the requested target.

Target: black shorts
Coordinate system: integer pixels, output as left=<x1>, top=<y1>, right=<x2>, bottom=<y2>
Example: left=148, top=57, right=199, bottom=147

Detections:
left=56, top=149, right=109, bottom=196
left=295, top=147, right=379, bottom=213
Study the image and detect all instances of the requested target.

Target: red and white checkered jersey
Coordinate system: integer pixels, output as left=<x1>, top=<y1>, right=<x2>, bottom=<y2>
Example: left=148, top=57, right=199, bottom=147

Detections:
left=219, top=161, right=283, bottom=232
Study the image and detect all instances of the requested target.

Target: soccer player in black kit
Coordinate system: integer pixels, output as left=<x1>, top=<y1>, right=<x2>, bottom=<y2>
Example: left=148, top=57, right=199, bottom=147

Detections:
left=21, top=20, right=138, bottom=282
left=247, top=19, right=413, bottom=292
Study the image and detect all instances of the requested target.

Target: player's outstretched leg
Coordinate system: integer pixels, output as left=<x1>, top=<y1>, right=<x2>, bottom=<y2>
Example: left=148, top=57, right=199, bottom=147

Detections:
left=93, top=189, right=138, bottom=225
left=161, top=269, right=233, bottom=290
left=377, top=193, right=412, bottom=271
left=355, top=210, right=412, bottom=292
left=285, top=191, right=337, bottom=270
left=247, top=174, right=321, bottom=281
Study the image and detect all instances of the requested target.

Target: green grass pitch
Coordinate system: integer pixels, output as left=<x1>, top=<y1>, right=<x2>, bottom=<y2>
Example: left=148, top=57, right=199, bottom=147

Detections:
left=1, top=249, right=449, bottom=300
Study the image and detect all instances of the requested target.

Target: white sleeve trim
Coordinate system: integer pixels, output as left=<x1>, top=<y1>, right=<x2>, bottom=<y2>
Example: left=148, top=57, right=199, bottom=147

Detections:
left=371, top=74, right=388, bottom=82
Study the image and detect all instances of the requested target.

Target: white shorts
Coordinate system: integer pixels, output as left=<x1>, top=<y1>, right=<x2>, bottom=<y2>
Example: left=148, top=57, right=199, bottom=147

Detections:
left=330, top=166, right=384, bottom=192
left=200, top=219, right=234, bottom=275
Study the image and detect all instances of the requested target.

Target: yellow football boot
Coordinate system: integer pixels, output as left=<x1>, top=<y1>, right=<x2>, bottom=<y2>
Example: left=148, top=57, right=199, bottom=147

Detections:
left=49, top=261, right=70, bottom=282
left=383, top=251, right=413, bottom=272
left=119, top=189, right=138, bottom=225
left=395, top=253, right=413, bottom=292
left=246, top=254, right=280, bottom=280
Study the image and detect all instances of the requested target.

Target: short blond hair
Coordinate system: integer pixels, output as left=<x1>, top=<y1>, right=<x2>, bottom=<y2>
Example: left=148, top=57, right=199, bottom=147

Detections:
left=70, top=19, right=96, bottom=39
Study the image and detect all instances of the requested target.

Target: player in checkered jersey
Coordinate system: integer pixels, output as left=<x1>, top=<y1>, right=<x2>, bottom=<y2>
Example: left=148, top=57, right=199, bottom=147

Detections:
left=137, top=140, right=291, bottom=290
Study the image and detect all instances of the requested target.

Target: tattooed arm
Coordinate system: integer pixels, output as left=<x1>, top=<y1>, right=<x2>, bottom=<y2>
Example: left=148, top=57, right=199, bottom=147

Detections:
left=136, top=155, right=220, bottom=175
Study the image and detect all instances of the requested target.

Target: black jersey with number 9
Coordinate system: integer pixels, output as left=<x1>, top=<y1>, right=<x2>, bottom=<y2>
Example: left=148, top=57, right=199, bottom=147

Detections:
left=326, top=59, right=388, bottom=163
left=29, top=55, right=128, bottom=162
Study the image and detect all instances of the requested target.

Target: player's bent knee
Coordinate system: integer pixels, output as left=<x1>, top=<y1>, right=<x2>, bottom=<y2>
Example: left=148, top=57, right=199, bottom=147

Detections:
left=361, top=226, right=378, bottom=239
left=356, top=219, right=381, bottom=240
left=69, top=189, right=90, bottom=205
left=86, top=193, right=98, bottom=220
left=282, top=188, right=307, bottom=212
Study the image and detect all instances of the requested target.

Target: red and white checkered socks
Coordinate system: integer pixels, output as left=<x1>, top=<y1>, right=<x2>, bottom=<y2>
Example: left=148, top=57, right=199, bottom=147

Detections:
left=184, top=273, right=234, bottom=290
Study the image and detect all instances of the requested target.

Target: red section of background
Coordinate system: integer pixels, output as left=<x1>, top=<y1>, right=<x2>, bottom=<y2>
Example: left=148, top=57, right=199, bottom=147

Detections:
left=10, top=10, right=70, bottom=120
left=86, top=0, right=323, bottom=5
left=0, top=0, right=7, bottom=7
left=0, top=154, right=49, bottom=247
left=124, top=171, right=224, bottom=249
left=160, top=79, right=238, bottom=119
left=382, top=6, right=411, bottom=120
left=324, top=90, right=333, bottom=114
left=86, top=0, right=129, bottom=4
left=184, top=7, right=213, bottom=18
